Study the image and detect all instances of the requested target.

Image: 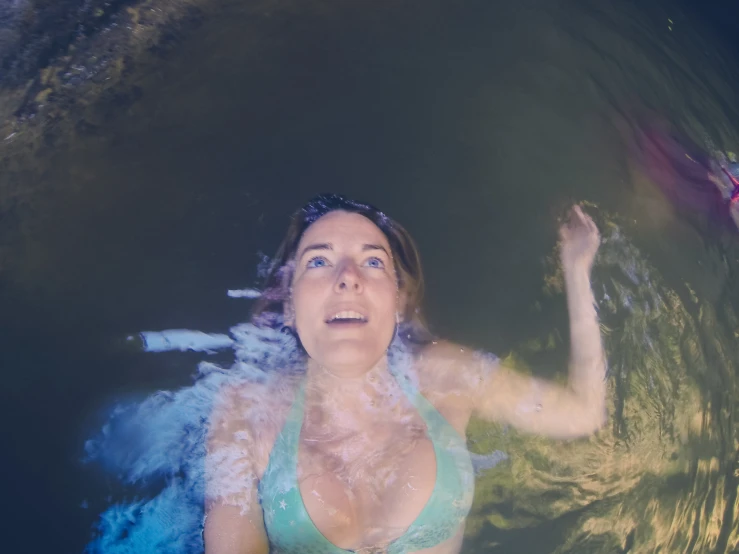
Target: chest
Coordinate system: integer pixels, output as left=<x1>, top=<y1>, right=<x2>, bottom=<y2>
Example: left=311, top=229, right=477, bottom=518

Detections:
left=296, top=411, right=438, bottom=550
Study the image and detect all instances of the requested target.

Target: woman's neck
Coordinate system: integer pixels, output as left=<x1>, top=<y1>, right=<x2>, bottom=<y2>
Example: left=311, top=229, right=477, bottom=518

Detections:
left=303, top=356, right=401, bottom=428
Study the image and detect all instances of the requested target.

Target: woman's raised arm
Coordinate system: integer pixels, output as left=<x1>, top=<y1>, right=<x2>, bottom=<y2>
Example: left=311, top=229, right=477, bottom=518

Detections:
left=448, top=206, right=607, bottom=439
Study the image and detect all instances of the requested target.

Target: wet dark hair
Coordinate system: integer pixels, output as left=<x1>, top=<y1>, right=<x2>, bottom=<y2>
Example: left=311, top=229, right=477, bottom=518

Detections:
left=251, top=193, right=431, bottom=342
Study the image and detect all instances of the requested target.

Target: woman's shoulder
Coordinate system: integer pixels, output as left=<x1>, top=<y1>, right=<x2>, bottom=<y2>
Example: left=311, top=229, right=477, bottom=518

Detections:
left=213, top=372, right=300, bottom=424
left=208, top=372, right=302, bottom=477
left=413, top=339, right=497, bottom=396
left=210, top=373, right=300, bottom=444
left=408, top=339, right=489, bottom=432
left=415, top=338, right=497, bottom=375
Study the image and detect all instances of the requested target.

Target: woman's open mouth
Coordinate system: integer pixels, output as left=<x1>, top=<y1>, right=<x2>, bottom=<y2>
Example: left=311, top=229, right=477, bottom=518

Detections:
left=325, top=310, right=368, bottom=325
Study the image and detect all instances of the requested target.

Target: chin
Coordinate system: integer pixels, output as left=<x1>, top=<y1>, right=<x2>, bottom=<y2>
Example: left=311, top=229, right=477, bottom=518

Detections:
left=313, top=339, right=388, bottom=375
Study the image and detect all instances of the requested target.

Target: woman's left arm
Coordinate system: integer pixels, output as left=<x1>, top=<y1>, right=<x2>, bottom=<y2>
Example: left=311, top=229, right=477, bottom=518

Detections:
left=464, top=206, right=607, bottom=439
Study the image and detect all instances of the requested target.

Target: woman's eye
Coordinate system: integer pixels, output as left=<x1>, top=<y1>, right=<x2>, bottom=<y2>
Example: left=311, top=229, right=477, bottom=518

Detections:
left=365, top=257, right=385, bottom=269
left=306, top=256, right=329, bottom=269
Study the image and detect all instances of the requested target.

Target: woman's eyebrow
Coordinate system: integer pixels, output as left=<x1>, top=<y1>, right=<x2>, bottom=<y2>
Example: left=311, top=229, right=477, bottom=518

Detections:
left=297, top=242, right=390, bottom=261
left=362, top=244, right=391, bottom=257
left=297, top=243, right=332, bottom=261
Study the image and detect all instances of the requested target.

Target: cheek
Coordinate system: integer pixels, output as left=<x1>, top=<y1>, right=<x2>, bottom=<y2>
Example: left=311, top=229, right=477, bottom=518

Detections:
left=382, top=274, right=400, bottom=303
left=374, top=281, right=401, bottom=322
left=291, top=277, right=327, bottom=325
left=293, top=284, right=319, bottom=315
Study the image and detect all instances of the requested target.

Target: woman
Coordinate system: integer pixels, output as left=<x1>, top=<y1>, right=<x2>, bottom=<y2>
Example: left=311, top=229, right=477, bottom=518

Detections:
left=204, top=194, right=606, bottom=554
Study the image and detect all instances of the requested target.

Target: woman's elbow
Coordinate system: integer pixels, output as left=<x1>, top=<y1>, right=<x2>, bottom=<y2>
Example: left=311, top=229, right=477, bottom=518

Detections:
left=573, top=408, right=607, bottom=437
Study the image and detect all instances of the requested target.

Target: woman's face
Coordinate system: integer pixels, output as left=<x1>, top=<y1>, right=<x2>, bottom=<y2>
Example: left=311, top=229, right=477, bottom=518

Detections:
left=289, top=210, right=399, bottom=376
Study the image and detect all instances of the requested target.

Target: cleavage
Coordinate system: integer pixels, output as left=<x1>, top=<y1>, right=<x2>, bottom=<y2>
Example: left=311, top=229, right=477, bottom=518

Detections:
left=297, top=416, right=437, bottom=550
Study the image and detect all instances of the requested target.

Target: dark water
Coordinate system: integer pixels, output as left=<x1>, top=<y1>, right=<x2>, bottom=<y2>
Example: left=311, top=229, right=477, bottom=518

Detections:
left=1, top=0, right=738, bottom=552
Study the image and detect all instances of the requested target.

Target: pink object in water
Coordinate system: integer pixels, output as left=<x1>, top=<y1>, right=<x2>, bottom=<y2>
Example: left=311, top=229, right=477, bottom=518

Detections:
left=631, top=122, right=733, bottom=226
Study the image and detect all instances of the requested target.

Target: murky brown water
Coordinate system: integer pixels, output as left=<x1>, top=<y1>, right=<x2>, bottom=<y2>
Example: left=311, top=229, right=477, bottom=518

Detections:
left=1, top=0, right=738, bottom=552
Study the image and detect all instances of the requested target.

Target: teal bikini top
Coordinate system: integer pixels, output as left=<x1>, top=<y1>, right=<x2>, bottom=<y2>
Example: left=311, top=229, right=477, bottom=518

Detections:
left=258, top=368, right=474, bottom=553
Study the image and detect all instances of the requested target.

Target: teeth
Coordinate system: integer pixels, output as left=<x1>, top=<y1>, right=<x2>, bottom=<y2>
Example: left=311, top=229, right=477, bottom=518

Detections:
left=330, top=310, right=366, bottom=322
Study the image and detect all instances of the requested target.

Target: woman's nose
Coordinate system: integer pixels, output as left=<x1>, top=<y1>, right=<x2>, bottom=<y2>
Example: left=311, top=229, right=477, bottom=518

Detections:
left=334, top=262, right=363, bottom=293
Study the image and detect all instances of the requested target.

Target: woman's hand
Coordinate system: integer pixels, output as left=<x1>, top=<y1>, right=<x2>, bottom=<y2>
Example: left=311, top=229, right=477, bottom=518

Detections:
left=559, top=205, right=600, bottom=275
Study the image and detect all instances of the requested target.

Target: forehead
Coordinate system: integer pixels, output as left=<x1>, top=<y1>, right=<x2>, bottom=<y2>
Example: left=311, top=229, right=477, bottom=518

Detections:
left=298, top=210, right=391, bottom=251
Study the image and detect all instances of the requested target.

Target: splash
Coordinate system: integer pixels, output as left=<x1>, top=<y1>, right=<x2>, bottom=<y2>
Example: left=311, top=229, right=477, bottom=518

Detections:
left=136, top=329, right=234, bottom=353
left=84, top=323, right=302, bottom=553
left=84, top=314, right=508, bottom=553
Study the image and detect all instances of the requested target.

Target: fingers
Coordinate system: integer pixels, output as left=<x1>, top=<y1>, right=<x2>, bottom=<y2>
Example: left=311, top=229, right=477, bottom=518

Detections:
left=586, top=213, right=599, bottom=236
left=561, top=204, right=599, bottom=237
left=559, top=207, right=578, bottom=238
left=576, top=206, right=597, bottom=233
left=573, top=204, right=596, bottom=224
left=563, top=205, right=585, bottom=232
left=571, top=205, right=592, bottom=227
left=582, top=209, right=599, bottom=237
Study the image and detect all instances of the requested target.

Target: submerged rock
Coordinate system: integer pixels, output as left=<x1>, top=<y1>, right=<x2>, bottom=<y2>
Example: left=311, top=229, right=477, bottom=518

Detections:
left=0, top=0, right=206, bottom=183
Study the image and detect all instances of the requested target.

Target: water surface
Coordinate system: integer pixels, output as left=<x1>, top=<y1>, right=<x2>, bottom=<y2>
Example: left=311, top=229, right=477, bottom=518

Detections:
left=1, top=0, right=738, bottom=552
